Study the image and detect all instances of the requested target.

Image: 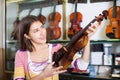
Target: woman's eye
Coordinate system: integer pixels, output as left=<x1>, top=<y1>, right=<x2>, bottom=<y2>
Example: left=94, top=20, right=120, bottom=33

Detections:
left=33, top=29, right=39, bottom=33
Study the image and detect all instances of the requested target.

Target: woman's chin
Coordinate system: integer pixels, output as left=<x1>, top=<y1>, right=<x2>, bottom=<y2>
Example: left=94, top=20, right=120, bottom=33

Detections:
left=41, top=40, right=46, bottom=44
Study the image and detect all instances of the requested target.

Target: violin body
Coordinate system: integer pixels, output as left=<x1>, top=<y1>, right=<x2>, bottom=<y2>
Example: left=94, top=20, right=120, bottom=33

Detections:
left=53, top=10, right=108, bottom=70
left=70, top=12, right=83, bottom=23
left=46, top=11, right=61, bottom=41
left=108, top=6, right=120, bottom=20
left=46, top=24, right=61, bottom=40
left=48, top=12, right=61, bottom=26
left=106, top=17, right=120, bottom=38
left=105, top=0, right=120, bottom=39
left=68, top=12, right=83, bottom=39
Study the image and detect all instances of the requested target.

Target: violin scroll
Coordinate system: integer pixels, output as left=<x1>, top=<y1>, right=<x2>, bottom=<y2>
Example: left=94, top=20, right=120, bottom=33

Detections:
left=95, top=10, right=108, bottom=23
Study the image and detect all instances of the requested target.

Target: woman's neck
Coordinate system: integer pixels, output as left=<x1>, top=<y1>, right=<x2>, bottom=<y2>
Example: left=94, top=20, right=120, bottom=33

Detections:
left=29, top=43, right=49, bottom=62
left=33, top=43, right=48, bottom=52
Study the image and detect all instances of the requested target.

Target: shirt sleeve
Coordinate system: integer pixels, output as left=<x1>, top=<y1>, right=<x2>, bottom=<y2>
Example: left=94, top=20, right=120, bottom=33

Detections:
left=14, top=50, right=26, bottom=80
left=71, top=53, right=89, bottom=72
left=73, top=58, right=89, bottom=70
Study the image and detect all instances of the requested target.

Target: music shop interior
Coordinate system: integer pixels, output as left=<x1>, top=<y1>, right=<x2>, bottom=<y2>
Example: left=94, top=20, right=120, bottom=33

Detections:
left=0, top=0, right=120, bottom=80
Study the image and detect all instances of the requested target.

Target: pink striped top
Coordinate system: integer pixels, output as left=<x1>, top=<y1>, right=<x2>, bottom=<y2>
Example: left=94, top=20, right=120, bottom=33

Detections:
left=14, top=44, right=89, bottom=80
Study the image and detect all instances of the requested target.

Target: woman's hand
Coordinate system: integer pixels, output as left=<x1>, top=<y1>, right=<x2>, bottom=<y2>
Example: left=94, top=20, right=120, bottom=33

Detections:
left=42, top=62, right=67, bottom=78
left=86, top=21, right=101, bottom=38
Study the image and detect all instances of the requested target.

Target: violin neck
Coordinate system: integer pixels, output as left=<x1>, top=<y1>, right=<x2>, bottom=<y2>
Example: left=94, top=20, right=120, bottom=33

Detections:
left=39, top=7, right=42, bottom=19
left=68, top=10, right=108, bottom=46
left=52, top=1, right=56, bottom=21
left=112, top=0, right=117, bottom=18
left=73, top=1, right=78, bottom=23
left=40, top=7, right=42, bottom=14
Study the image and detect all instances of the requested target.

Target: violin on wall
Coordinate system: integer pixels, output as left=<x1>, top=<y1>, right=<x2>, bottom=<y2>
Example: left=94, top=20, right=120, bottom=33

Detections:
left=52, top=10, right=108, bottom=70
left=68, top=0, right=83, bottom=39
left=37, top=7, right=46, bottom=25
left=106, top=0, right=120, bottom=39
left=46, top=0, right=61, bottom=41
left=11, top=7, right=20, bottom=40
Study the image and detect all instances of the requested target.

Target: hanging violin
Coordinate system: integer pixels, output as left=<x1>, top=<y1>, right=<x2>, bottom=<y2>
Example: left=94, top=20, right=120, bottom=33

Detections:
left=37, top=7, right=46, bottom=25
left=68, top=0, right=83, bottom=39
left=105, top=0, right=120, bottom=39
left=52, top=10, right=108, bottom=70
left=11, top=5, right=20, bottom=40
left=46, top=0, right=61, bottom=41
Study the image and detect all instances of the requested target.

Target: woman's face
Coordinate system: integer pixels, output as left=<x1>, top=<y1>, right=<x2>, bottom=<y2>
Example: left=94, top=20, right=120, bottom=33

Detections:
left=26, top=21, right=46, bottom=45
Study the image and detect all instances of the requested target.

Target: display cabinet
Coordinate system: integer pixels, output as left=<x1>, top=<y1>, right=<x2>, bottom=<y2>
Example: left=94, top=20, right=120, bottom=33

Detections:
left=89, top=40, right=120, bottom=78
left=90, top=40, right=120, bottom=66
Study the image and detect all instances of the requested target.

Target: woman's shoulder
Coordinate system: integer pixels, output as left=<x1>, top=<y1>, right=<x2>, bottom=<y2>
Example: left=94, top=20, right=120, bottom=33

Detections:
left=14, top=50, right=28, bottom=68
left=49, top=43, right=63, bottom=53
left=15, top=50, right=28, bottom=58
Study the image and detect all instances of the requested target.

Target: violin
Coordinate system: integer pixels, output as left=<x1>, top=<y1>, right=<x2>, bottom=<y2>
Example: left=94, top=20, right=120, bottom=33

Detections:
left=37, top=7, right=46, bottom=25
left=68, top=0, right=83, bottom=39
left=11, top=9, right=33, bottom=40
left=52, top=10, right=108, bottom=70
left=11, top=15, right=20, bottom=40
left=106, top=0, right=120, bottom=39
left=46, top=0, right=61, bottom=41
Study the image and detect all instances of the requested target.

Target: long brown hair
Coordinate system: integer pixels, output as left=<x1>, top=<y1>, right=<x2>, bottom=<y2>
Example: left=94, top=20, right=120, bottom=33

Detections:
left=18, top=15, right=41, bottom=52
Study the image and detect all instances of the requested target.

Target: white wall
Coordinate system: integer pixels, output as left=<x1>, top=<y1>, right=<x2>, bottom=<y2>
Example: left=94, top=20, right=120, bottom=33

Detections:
left=66, top=1, right=120, bottom=40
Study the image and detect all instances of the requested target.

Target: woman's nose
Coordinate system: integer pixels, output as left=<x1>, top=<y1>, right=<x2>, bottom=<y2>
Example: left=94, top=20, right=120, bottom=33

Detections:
left=40, top=28, right=46, bottom=34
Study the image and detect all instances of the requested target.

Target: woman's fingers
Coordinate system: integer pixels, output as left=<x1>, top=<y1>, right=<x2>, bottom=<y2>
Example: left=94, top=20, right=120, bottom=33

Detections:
left=46, top=62, right=55, bottom=68
left=45, top=62, right=67, bottom=75
left=52, top=66, right=67, bottom=75
left=42, top=62, right=67, bottom=78
left=86, top=21, right=101, bottom=38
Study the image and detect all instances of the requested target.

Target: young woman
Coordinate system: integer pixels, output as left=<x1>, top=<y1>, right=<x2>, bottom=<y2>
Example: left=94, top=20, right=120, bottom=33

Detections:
left=14, top=15, right=100, bottom=80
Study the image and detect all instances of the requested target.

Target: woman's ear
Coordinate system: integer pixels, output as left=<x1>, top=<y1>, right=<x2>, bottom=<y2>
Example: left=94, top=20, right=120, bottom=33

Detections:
left=24, top=34, right=30, bottom=39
